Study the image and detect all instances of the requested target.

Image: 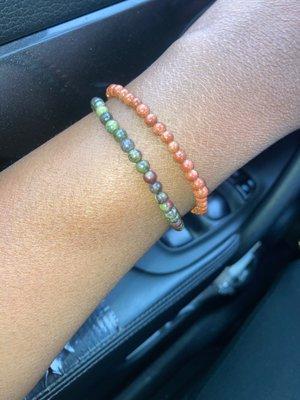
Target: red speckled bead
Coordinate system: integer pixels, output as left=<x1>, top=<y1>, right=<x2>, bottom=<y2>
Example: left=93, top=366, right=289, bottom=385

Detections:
left=120, top=88, right=129, bottom=100
left=161, top=131, right=174, bottom=144
left=124, top=93, right=135, bottom=106
left=114, top=85, right=123, bottom=97
left=153, top=122, right=166, bottom=135
left=168, top=141, right=179, bottom=153
left=173, top=149, right=186, bottom=163
left=181, top=159, right=194, bottom=172
left=136, top=104, right=150, bottom=117
left=186, top=169, right=198, bottom=181
left=145, top=113, right=157, bottom=126
left=143, top=170, right=157, bottom=184
left=171, top=219, right=184, bottom=231
left=132, top=97, right=141, bottom=108
left=166, top=199, right=174, bottom=209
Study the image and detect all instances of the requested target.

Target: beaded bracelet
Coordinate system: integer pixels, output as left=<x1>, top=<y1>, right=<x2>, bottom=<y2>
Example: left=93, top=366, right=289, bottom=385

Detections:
left=106, top=84, right=208, bottom=215
left=91, top=97, right=184, bottom=231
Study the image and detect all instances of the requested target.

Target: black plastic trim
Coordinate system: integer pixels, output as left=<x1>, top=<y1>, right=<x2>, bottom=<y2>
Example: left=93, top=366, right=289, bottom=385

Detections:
left=0, top=0, right=211, bottom=166
left=29, top=235, right=239, bottom=400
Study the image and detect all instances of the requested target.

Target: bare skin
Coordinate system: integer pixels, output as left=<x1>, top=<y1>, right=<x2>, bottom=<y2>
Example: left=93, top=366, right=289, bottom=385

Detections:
left=0, top=0, right=299, bottom=398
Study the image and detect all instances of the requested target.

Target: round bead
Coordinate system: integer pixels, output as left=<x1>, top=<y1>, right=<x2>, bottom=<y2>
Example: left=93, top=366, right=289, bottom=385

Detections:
left=106, top=84, right=115, bottom=98
left=143, top=170, right=157, bottom=184
left=153, top=122, right=166, bottom=135
left=155, top=192, right=168, bottom=204
left=194, top=186, right=208, bottom=198
left=124, top=93, right=135, bottom=106
left=132, top=97, right=141, bottom=108
left=100, top=111, right=112, bottom=124
left=136, top=160, right=150, bottom=173
left=136, top=104, right=150, bottom=117
left=114, top=85, right=123, bottom=97
left=114, top=128, right=127, bottom=142
left=128, top=148, right=142, bottom=163
left=161, top=131, right=174, bottom=144
left=166, top=199, right=174, bottom=209
left=95, top=105, right=108, bottom=117
left=159, top=202, right=173, bottom=212
left=120, top=138, right=135, bottom=153
left=105, top=119, right=119, bottom=134
left=186, top=169, right=199, bottom=181
left=165, top=207, right=180, bottom=222
left=181, top=159, right=194, bottom=172
left=149, top=181, right=162, bottom=194
left=173, top=149, right=186, bottom=163
left=168, top=141, right=179, bottom=153
left=144, top=113, right=157, bottom=126
left=191, top=203, right=207, bottom=215
left=91, top=97, right=105, bottom=110
left=171, top=220, right=184, bottom=231
left=120, top=88, right=129, bottom=99
left=192, top=178, right=205, bottom=190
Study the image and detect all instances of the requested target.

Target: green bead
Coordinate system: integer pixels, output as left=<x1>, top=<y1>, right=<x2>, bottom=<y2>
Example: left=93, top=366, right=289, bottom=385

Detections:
left=165, top=207, right=180, bottom=223
left=91, top=97, right=104, bottom=111
left=120, top=138, right=135, bottom=153
left=136, top=160, right=150, bottom=173
left=155, top=192, right=168, bottom=204
left=114, top=129, right=128, bottom=142
left=95, top=105, right=108, bottom=117
left=128, top=149, right=142, bottom=163
left=159, top=202, right=172, bottom=212
left=100, top=112, right=112, bottom=124
left=105, top=119, right=119, bottom=134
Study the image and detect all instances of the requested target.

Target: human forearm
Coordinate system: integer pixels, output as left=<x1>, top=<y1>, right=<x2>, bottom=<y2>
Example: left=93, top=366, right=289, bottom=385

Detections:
left=0, top=0, right=299, bottom=398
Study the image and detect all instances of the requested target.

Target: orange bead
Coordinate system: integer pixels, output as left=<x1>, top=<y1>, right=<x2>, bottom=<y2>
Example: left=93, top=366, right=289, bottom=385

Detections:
left=181, top=159, right=194, bottom=172
left=197, top=199, right=207, bottom=207
left=161, top=131, right=174, bottom=144
left=192, top=178, right=205, bottom=190
left=124, top=93, right=135, bottom=106
left=145, top=113, right=157, bottom=126
left=114, top=85, right=123, bottom=97
left=153, top=122, right=166, bottom=135
left=120, top=88, right=129, bottom=100
left=132, top=97, right=141, bottom=108
left=136, top=104, right=150, bottom=117
left=198, top=196, right=207, bottom=204
left=186, top=169, right=198, bottom=181
left=173, top=149, right=186, bottom=163
left=192, top=205, right=207, bottom=215
left=106, top=84, right=115, bottom=98
left=194, top=185, right=208, bottom=197
left=168, top=141, right=179, bottom=153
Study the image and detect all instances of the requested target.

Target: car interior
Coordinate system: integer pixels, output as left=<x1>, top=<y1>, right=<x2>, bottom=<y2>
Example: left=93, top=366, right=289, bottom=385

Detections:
left=1, top=0, right=299, bottom=399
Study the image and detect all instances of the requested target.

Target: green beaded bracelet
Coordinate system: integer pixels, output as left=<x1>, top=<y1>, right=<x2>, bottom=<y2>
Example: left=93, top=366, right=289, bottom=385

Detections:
left=91, top=97, right=184, bottom=231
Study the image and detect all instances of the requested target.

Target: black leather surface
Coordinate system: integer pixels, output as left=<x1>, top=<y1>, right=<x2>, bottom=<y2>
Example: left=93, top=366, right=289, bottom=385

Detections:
left=24, top=235, right=239, bottom=400
left=0, top=0, right=210, bottom=166
left=196, top=260, right=300, bottom=400
left=0, top=0, right=121, bottom=45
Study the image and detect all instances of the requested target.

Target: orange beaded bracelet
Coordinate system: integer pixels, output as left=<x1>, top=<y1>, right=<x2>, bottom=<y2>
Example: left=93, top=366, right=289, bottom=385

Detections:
left=106, top=84, right=208, bottom=215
